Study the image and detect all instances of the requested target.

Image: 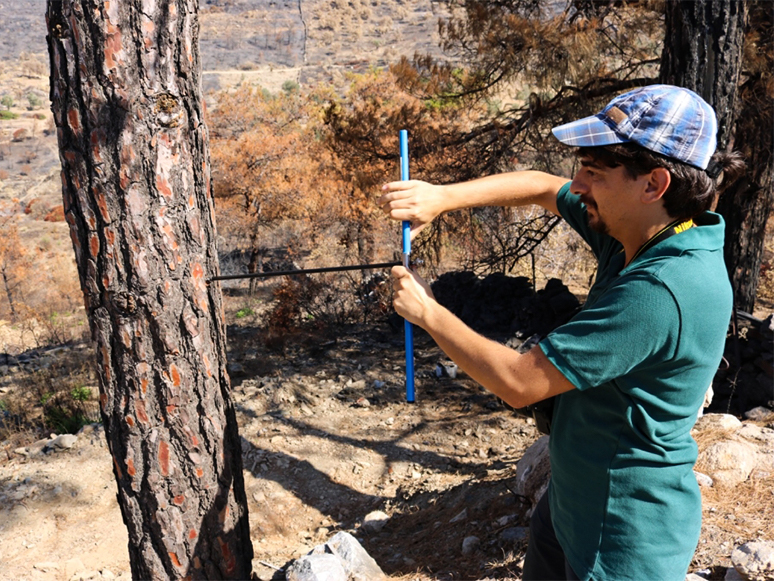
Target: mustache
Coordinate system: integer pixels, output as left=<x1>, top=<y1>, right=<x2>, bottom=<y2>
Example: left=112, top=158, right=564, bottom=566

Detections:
left=580, top=194, right=597, bottom=209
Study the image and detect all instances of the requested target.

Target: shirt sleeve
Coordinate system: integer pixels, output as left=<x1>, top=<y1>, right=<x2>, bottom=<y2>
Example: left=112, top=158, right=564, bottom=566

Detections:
left=539, top=273, right=681, bottom=391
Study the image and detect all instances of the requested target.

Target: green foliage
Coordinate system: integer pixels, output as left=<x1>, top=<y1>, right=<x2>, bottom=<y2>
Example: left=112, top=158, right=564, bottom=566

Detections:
left=70, top=386, right=91, bottom=402
left=1, top=94, right=13, bottom=110
left=0, top=110, right=19, bottom=120
left=235, top=307, right=255, bottom=319
left=282, top=80, right=300, bottom=94
left=26, top=93, right=42, bottom=109
left=44, top=405, right=92, bottom=435
left=1, top=351, right=99, bottom=439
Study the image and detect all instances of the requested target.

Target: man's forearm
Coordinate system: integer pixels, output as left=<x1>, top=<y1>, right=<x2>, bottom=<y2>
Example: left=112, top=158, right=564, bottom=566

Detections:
left=420, top=299, right=574, bottom=409
left=439, top=171, right=568, bottom=215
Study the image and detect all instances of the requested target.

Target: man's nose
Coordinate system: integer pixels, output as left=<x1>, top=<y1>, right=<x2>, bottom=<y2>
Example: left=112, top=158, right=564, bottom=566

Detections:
left=569, top=175, right=587, bottom=196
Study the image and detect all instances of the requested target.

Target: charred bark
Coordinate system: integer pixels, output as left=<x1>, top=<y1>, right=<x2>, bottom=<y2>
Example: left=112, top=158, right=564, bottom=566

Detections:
left=661, top=0, right=774, bottom=312
left=660, top=0, right=746, bottom=150
left=45, top=1, right=253, bottom=579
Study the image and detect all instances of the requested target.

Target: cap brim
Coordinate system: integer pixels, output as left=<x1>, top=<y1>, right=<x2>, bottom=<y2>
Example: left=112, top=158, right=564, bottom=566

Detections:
left=552, top=115, right=629, bottom=147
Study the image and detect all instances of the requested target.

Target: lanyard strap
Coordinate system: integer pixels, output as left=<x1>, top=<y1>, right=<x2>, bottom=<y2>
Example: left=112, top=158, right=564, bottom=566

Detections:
left=629, top=218, right=694, bottom=264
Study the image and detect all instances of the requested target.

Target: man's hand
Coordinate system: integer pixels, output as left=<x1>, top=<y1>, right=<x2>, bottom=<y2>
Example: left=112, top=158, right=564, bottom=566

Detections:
left=391, top=265, right=436, bottom=327
left=379, top=180, right=446, bottom=240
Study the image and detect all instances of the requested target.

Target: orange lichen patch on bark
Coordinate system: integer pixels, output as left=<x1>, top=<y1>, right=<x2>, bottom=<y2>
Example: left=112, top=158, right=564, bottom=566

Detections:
left=126, top=457, right=136, bottom=477
left=104, top=23, right=124, bottom=71
left=170, top=364, right=182, bottom=388
left=188, top=529, right=197, bottom=540
left=184, top=426, right=200, bottom=448
left=156, top=174, right=174, bottom=199
left=161, top=223, right=179, bottom=250
left=182, top=304, right=200, bottom=338
left=100, top=344, right=112, bottom=383
left=166, top=405, right=177, bottom=416
left=173, top=494, right=185, bottom=506
left=195, top=467, right=204, bottom=478
left=67, top=108, right=81, bottom=136
left=113, top=455, right=124, bottom=480
left=202, top=353, right=212, bottom=378
left=89, top=233, right=100, bottom=258
left=100, top=393, right=108, bottom=412
left=191, top=262, right=209, bottom=314
left=217, top=537, right=236, bottom=575
left=90, top=129, right=106, bottom=163
left=94, top=187, right=111, bottom=223
left=120, top=326, right=132, bottom=348
left=136, top=399, right=150, bottom=425
left=120, top=142, right=135, bottom=166
left=125, top=415, right=135, bottom=428
left=103, top=227, right=116, bottom=258
left=168, top=552, right=183, bottom=569
left=159, top=440, right=170, bottom=477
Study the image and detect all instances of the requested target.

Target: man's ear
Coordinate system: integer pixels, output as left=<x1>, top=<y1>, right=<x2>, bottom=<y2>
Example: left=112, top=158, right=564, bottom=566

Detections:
left=641, top=167, right=671, bottom=204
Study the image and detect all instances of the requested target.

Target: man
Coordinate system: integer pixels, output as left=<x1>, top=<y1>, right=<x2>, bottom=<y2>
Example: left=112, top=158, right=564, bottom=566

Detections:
left=379, top=85, right=743, bottom=580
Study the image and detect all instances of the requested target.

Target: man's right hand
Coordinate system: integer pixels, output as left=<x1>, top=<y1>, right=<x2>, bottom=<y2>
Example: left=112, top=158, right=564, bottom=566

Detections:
left=379, top=180, right=447, bottom=240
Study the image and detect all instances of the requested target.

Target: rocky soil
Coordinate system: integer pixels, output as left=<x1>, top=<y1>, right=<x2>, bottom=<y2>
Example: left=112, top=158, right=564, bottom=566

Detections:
left=1, top=311, right=773, bottom=581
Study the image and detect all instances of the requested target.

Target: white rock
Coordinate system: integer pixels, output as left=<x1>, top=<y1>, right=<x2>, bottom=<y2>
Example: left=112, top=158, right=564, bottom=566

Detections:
left=694, top=471, right=714, bottom=487
left=737, top=424, right=774, bottom=445
left=697, top=440, right=758, bottom=486
left=286, top=554, right=347, bottom=581
left=461, top=535, right=480, bottom=555
left=731, top=541, right=774, bottom=581
left=744, top=406, right=774, bottom=422
left=64, top=558, right=85, bottom=580
left=52, top=434, right=78, bottom=449
left=324, top=531, right=385, bottom=581
left=724, top=568, right=745, bottom=581
left=33, top=562, right=59, bottom=572
left=693, top=413, right=743, bottom=433
left=361, top=510, right=390, bottom=533
left=514, top=435, right=551, bottom=507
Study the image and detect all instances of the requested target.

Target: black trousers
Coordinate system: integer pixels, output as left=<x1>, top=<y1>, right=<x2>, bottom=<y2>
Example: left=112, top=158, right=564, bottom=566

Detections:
left=522, top=490, right=582, bottom=581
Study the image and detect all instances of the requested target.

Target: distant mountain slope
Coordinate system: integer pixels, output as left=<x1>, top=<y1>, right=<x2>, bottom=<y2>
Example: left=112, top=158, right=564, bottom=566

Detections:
left=0, top=0, right=447, bottom=77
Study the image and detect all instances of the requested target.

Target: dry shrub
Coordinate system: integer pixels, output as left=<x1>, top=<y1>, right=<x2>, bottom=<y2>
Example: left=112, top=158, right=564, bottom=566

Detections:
left=0, top=350, right=98, bottom=440
left=23, top=198, right=39, bottom=214
left=44, top=205, right=65, bottom=222
left=700, top=475, right=774, bottom=539
left=262, top=271, right=392, bottom=349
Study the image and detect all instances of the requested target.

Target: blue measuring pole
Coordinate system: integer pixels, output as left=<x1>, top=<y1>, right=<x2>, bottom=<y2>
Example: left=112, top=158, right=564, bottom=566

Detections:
left=399, top=130, right=415, bottom=403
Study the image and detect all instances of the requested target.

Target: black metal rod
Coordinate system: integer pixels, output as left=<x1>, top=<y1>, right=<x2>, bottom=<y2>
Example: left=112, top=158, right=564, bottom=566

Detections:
left=208, top=261, right=401, bottom=282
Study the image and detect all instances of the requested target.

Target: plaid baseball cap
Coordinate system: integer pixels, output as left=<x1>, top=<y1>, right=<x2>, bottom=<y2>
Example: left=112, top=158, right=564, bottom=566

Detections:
left=551, top=84, right=717, bottom=170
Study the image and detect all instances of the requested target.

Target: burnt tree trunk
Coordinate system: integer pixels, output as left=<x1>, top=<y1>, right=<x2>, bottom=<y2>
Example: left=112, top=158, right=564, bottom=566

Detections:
left=45, top=1, right=253, bottom=579
left=713, top=1, right=773, bottom=313
left=661, top=0, right=773, bottom=313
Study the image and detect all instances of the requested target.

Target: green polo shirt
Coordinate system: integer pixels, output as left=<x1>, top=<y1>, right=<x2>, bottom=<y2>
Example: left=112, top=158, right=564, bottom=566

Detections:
left=539, top=183, right=732, bottom=581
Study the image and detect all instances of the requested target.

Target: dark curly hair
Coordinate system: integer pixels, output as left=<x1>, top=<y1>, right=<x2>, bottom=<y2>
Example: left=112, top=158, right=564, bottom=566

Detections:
left=576, top=143, right=746, bottom=221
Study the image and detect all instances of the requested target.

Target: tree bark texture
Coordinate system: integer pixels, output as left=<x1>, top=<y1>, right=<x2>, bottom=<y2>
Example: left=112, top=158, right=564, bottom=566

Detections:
left=45, top=1, right=253, bottom=579
left=661, top=0, right=774, bottom=312
left=660, top=0, right=746, bottom=150
left=713, top=1, right=773, bottom=313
